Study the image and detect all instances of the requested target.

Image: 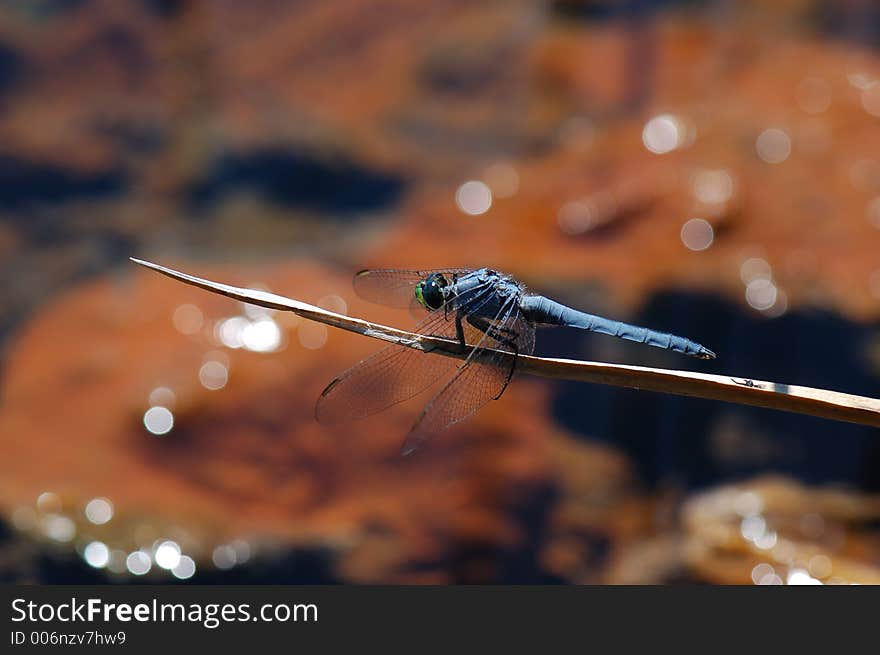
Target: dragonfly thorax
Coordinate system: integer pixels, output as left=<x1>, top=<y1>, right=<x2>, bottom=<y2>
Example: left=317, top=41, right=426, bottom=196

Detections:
left=415, top=273, right=450, bottom=311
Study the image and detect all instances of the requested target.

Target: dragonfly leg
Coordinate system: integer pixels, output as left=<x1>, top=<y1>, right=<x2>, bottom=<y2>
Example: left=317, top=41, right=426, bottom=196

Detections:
left=454, top=311, right=467, bottom=353
left=465, top=314, right=518, bottom=348
left=465, top=314, right=519, bottom=399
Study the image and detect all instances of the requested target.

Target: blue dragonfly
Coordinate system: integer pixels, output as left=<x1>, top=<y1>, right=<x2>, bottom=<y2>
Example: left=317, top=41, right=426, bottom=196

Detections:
left=316, top=268, right=714, bottom=454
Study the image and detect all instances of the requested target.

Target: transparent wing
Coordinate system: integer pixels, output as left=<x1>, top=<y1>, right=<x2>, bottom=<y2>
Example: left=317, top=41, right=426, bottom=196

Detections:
left=315, top=340, right=458, bottom=424
left=353, top=268, right=474, bottom=308
left=399, top=297, right=537, bottom=455
left=315, top=282, right=497, bottom=424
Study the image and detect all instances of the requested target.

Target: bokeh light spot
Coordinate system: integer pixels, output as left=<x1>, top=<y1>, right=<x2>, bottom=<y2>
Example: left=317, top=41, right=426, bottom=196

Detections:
left=143, top=406, right=174, bottom=436
left=298, top=322, right=328, bottom=350
left=155, top=541, right=182, bottom=570
left=746, top=279, right=778, bottom=311
left=751, top=563, right=775, bottom=585
left=642, top=114, right=686, bottom=154
left=212, top=545, right=237, bottom=570
left=557, top=200, right=595, bottom=235
left=680, top=218, right=714, bottom=251
left=740, top=257, right=772, bottom=284
left=43, top=515, right=75, bottom=542
left=740, top=514, right=766, bottom=541
left=85, top=497, right=114, bottom=525
left=148, top=387, right=176, bottom=408
left=692, top=169, right=734, bottom=205
left=199, top=360, right=229, bottom=391
left=787, top=569, right=822, bottom=585
left=455, top=181, right=492, bottom=215
left=808, top=555, right=832, bottom=579
left=756, top=128, right=791, bottom=164
left=11, top=507, right=36, bottom=531
left=172, top=304, right=204, bottom=335
left=126, top=551, right=151, bottom=576
left=172, top=556, right=196, bottom=580
left=84, top=541, right=110, bottom=568
left=242, top=319, right=282, bottom=353
left=232, top=539, right=251, bottom=563
left=758, top=572, right=783, bottom=585
left=216, top=316, right=248, bottom=349
left=36, top=492, right=61, bottom=513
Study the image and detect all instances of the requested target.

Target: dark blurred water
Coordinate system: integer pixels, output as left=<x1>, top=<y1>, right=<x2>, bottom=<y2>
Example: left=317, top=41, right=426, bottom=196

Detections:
left=552, top=291, right=880, bottom=491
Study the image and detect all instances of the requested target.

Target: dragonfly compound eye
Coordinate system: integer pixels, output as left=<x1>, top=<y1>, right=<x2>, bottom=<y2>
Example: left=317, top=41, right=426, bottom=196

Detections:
left=419, top=273, right=447, bottom=310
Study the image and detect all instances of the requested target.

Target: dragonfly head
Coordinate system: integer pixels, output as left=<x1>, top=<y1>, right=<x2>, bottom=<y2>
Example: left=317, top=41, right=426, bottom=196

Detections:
left=415, top=273, right=449, bottom=311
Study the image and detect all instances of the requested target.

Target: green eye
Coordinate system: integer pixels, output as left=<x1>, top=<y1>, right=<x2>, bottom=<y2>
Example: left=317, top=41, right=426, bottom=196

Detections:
left=415, top=282, right=426, bottom=307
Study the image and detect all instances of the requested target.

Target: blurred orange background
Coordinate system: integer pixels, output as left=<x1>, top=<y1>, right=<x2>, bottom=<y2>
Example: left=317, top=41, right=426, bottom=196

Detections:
left=0, top=0, right=879, bottom=584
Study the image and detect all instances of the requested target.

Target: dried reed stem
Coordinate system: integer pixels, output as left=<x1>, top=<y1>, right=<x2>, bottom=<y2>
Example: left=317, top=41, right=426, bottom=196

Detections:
left=130, top=258, right=880, bottom=429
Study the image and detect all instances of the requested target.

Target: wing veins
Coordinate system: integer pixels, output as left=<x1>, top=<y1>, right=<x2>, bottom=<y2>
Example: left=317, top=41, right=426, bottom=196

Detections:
left=400, top=292, right=524, bottom=454
left=315, top=281, right=500, bottom=423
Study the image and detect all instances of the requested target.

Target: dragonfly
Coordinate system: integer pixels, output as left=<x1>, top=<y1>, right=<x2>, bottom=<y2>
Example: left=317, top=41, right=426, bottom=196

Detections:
left=316, top=268, right=715, bottom=455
